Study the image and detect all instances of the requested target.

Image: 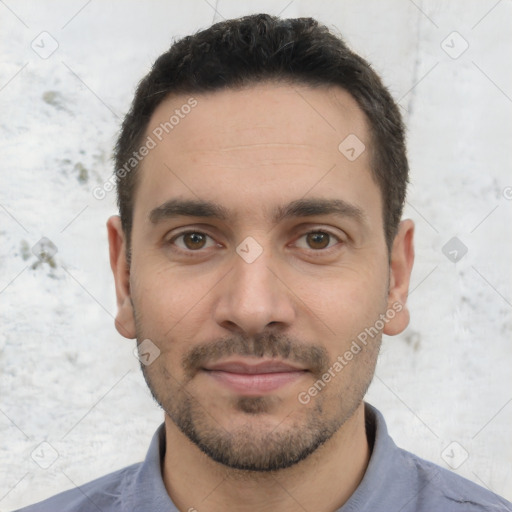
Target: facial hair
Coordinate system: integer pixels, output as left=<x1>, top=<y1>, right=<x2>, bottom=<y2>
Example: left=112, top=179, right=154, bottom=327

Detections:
left=135, top=324, right=380, bottom=472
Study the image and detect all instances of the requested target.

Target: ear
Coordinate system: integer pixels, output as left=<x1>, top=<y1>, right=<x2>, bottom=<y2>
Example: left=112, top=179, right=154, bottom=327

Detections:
left=383, top=219, right=415, bottom=336
left=107, top=215, right=136, bottom=339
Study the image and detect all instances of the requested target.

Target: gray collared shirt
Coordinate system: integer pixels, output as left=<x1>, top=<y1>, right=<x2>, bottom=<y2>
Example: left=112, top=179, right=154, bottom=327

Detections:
left=15, top=403, right=512, bottom=511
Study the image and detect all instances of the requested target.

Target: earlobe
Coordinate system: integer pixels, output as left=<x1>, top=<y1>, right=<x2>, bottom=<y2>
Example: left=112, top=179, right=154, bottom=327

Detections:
left=383, top=219, right=415, bottom=336
left=107, top=215, right=137, bottom=339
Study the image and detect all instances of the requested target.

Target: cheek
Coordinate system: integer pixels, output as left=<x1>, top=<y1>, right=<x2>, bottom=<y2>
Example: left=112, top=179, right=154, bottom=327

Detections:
left=294, top=262, right=388, bottom=338
left=133, top=278, right=182, bottom=330
left=130, top=263, right=218, bottom=346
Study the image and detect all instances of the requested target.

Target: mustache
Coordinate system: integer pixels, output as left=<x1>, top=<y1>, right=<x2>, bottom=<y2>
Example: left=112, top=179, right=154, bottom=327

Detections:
left=182, top=332, right=329, bottom=380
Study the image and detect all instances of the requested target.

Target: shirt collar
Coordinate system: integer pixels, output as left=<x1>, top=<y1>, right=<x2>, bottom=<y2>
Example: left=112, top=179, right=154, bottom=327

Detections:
left=129, top=402, right=408, bottom=511
left=337, top=402, right=443, bottom=511
left=131, top=422, right=178, bottom=511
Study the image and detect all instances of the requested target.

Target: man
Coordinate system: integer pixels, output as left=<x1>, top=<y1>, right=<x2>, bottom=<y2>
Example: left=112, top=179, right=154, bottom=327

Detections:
left=17, top=13, right=511, bottom=512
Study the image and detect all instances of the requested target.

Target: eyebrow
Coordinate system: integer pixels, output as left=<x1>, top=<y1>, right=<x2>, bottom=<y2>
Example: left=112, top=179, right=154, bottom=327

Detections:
left=149, top=197, right=366, bottom=226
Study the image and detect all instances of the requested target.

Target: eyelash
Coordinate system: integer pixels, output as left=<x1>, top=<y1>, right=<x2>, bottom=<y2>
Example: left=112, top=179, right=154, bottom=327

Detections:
left=167, top=229, right=344, bottom=256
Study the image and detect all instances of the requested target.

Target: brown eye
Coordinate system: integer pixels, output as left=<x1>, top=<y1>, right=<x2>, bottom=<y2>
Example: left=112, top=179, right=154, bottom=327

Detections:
left=306, top=232, right=331, bottom=250
left=182, top=232, right=207, bottom=250
left=171, top=231, right=216, bottom=251
left=293, top=230, right=342, bottom=253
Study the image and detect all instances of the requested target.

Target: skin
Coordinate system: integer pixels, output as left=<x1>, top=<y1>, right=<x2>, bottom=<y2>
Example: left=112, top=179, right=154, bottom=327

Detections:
left=107, top=82, right=414, bottom=511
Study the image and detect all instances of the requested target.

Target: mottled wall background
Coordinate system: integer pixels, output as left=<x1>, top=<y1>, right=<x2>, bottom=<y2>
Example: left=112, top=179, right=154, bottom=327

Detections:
left=1, top=0, right=511, bottom=509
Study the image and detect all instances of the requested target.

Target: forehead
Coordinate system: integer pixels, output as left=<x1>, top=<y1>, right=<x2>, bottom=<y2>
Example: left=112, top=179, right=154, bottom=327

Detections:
left=133, top=82, right=381, bottom=233
left=147, top=82, right=369, bottom=156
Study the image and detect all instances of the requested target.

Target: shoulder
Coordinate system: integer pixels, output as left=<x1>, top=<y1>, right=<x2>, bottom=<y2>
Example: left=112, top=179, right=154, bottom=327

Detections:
left=13, top=462, right=141, bottom=512
left=360, top=403, right=512, bottom=512
left=397, top=447, right=512, bottom=511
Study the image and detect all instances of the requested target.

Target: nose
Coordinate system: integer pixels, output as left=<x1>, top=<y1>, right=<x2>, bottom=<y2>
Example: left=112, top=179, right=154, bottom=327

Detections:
left=213, top=245, right=296, bottom=337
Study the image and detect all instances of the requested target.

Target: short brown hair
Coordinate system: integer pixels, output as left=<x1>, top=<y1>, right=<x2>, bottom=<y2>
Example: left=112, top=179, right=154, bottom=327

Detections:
left=114, top=13, right=409, bottom=258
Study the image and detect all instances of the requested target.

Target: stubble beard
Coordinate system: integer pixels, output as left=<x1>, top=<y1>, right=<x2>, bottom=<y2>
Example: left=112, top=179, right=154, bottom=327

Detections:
left=136, top=330, right=380, bottom=473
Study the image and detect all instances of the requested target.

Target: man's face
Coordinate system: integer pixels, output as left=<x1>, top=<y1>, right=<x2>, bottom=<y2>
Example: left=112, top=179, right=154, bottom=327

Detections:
left=109, top=83, right=411, bottom=471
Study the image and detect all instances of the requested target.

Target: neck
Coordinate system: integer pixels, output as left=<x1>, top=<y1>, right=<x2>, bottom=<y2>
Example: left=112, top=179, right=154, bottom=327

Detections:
left=162, top=402, right=370, bottom=512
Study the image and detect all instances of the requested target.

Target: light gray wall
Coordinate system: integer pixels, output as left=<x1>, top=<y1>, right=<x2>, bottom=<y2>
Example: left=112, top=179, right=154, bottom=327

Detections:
left=1, top=0, right=511, bottom=509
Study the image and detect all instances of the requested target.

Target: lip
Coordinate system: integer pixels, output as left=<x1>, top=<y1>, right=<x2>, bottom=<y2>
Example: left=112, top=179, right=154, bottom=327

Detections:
left=202, top=359, right=308, bottom=395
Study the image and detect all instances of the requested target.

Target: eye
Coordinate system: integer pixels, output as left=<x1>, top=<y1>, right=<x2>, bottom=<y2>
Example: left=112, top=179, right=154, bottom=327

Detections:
left=170, top=231, right=217, bottom=251
left=295, top=230, right=341, bottom=251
